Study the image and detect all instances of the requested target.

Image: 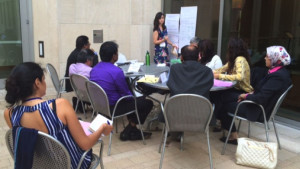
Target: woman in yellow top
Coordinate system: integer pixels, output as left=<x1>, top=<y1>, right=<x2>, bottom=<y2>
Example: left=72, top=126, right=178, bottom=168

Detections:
left=210, top=38, right=253, bottom=137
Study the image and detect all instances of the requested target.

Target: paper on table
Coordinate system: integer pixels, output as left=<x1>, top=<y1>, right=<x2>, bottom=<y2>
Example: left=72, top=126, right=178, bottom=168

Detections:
left=213, top=79, right=233, bottom=87
left=127, top=63, right=141, bottom=72
left=89, top=114, right=113, bottom=133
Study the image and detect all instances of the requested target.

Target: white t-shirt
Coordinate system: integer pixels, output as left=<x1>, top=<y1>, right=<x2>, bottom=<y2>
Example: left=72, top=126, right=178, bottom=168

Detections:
left=206, top=55, right=222, bottom=70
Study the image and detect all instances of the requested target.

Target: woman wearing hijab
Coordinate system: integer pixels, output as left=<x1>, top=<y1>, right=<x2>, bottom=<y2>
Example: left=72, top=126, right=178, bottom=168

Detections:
left=218, top=46, right=292, bottom=144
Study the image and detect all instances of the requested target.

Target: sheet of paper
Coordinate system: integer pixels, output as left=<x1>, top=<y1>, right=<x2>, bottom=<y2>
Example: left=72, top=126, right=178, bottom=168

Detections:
left=179, top=6, right=198, bottom=50
left=213, top=79, right=233, bottom=87
left=127, top=63, right=141, bottom=72
left=79, top=120, right=92, bottom=136
left=89, top=114, right=113, bottom=133
left=165, top=14, right=180, bottom=47
left=160, top=72, right=168, bottom=83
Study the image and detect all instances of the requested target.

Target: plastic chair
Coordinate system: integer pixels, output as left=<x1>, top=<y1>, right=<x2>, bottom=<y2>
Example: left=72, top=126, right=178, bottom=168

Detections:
left=158, top=94, right=214, bottom=169
left=46, top=63, right=69, bottom=98
left=70, top=74, right=91, bottom=119
left=221, top=85, right=293, bottom=155
left=5, top=129, right=102, bottom=169
left=85, top=80, right=146, bottom=156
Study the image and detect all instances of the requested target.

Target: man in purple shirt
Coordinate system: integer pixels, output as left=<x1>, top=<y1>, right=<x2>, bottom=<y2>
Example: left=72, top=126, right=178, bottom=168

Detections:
left=69, top=49, right=94, bottom=78
left=90, top=41, right=153, bottom=141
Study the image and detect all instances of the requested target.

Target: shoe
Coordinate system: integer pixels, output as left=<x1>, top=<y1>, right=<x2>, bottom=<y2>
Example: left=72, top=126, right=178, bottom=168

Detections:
left=213, top=127, right=222, bottom=132
left=120, top=124, right=132, bottom=141
left=219, top=136, right=238, bottom=145
left=129, top=127, right=152, bottom=140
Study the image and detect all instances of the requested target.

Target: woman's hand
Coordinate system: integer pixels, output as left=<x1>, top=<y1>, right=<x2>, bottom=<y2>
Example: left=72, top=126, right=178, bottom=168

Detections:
left=100, top=123, right=114, bottom=136
left=238, top=93, right=247, bottom=102
left=213, top=73, right=219, bottom=79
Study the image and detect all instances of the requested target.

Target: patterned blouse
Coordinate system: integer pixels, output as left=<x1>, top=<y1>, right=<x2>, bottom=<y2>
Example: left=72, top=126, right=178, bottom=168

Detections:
left=154, top=28, right=169, bottom=64
left=214, top=56, right=253, bottom=93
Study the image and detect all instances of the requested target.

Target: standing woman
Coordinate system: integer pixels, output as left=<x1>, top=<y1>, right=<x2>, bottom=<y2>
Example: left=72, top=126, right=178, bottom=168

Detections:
left=210, top=38, right=253, bottom=133
left=153, top=12, right=177, bottom=64
left=4, top=62, right=113, bottom=169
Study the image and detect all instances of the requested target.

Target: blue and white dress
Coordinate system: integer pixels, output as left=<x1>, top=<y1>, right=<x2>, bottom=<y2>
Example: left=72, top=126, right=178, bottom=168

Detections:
left=10, top=99, right=92, bottom=169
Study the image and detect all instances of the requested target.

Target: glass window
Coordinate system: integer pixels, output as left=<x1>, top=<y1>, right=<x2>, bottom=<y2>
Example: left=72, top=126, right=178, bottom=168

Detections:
left=0, top=0, right=23, bottom=79
left=164, top=0, right=221, bottom=48
left=221, top=0, right=300, bottom=122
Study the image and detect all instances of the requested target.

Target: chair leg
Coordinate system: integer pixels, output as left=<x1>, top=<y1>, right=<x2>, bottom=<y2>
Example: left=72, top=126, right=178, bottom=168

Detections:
left=264, top=121, right=269, bottom=142
left=135, top=111, right=146, bottom=145
left=180, top=132, right=184, bottom=151
left=81, top=101, right=87, bottom=119
left=248, top=121, right=251, bottom=138
left=91, top=111, right=96, bottom=120
left=107, top=132, right=113, bottom=156
left=237, top=119, right=242, bottom=134
left=159, top=129, right=169, bottom=169
left=75, top=99, right=79, bottom=112
left=115, top=119, right=118, bottom=133
left=206, top=132, right=213, bottom=169
left=272, top=118, right=281, bottom=149
left=98, top=140, right=104, bottom=169
left=158, top=125, right=165, bottom=153
left=221, top=116, right=236, bottom=155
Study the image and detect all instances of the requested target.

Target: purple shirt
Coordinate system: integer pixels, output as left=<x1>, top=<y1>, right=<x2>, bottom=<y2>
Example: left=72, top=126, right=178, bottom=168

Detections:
left=90, top=62, right=132, bottom=106
left=69, top=63, right=92, bottom=78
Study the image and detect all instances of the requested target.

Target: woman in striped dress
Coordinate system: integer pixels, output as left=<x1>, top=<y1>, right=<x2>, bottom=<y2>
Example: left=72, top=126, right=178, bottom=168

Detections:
left=4, top=62, right=113, bottom=169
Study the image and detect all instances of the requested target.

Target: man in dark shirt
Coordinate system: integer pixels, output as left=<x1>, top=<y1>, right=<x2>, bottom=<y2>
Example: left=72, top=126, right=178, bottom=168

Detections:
left=65, top=35, right=99, bottom=92
left=167, top=45, right=214, bottom=97
left=161, top=45, right=214, bottom=141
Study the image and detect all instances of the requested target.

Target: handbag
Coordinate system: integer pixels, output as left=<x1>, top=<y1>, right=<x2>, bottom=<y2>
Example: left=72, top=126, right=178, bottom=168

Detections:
left=236, top=138, right=278, bottom=169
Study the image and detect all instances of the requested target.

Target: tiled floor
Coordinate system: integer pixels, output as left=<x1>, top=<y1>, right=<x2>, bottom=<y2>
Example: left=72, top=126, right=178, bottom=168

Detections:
left=1, top=93, right=300, bottom=169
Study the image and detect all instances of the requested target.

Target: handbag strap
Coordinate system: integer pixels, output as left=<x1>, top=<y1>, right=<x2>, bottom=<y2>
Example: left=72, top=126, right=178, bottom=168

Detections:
left=264, top=144, right=275, bottom=162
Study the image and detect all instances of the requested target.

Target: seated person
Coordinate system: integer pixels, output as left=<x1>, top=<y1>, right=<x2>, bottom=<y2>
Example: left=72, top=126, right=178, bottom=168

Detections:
left=198, top=39, right=223, bottom=70
left=159, top=45, right=214, bottom=141
left=69, top=49, right=94, bottom=79
left=167, top=45, right=214, bottom=97
left=189, top=36, right=201, bottom=47
left=4, top=62, right=113, bottom=169
left=219, top=46, right=292, bottom=145
left=90, top=41, right=153, bottom=141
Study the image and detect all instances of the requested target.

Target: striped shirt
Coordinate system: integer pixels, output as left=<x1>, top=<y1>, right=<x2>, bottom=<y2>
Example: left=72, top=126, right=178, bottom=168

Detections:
left=10, top=99, right=91, bottom=169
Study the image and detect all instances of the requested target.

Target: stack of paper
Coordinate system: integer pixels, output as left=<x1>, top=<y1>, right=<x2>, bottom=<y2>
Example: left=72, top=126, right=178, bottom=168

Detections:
left=89, top=114, right=113, bottom=133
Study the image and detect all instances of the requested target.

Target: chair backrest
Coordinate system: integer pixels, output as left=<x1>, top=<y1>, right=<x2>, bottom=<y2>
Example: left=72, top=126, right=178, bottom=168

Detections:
left=86, top=80, right=112, bottom=118
left=163, top=94, right=213, bottom=133
left=5, top=129, right=71, bottom=169
left=70, top=74, right=90, bottom=103
left=268, top=84, right=293, bottom=120
left=46, top=63, right=61, bottom=93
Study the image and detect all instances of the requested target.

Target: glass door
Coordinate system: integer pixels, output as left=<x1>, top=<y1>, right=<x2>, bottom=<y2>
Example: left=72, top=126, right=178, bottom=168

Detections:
left=0, top=0, right=23, bottom=88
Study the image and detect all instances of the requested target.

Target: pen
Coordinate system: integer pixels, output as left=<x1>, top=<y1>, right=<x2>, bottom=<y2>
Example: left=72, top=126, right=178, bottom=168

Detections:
left=107, top=120, right=113, bottom=133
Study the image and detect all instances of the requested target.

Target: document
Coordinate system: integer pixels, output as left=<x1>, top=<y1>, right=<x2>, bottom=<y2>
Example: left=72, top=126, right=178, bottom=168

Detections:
left=213, top=79, right=233, bottom=87
left=127, top=63, right=141, bottom=73
left=89, top=114, right=113, bottom=133
left=179, top=6, right=198, bottom=50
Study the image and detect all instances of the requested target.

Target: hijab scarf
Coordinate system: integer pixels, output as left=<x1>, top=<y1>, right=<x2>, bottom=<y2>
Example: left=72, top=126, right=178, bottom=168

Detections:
left=266, top=46, right=291, bottom=68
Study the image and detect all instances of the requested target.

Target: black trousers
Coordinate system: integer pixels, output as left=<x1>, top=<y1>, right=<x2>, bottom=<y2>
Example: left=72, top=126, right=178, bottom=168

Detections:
left=110, top=96, right=153, bottom=124
left=210, top=88, right=244, bottom=132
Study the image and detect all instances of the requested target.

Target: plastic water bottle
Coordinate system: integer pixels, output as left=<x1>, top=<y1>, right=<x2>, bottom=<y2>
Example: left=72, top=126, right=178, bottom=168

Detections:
left=146, top=51, right=150, bottom=66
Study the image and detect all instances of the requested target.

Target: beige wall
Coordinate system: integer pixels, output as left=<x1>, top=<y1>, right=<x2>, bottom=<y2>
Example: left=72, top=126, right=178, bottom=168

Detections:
left=30, top=0, right=162, bottom=95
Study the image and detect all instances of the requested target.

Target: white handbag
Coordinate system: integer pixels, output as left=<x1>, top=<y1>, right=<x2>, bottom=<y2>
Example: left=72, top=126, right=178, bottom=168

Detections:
left=236, top=138, right=278, bottom=169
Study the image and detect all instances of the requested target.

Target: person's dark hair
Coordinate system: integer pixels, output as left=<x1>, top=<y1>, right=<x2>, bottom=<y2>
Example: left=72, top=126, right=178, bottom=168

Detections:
left=99, top=41, right=118, bottom=62
left=181, top=45, right=199, bottom=61
left=226, top=37, right=251, bottom=74
left=153, top=12, right=166, bottom=32
left=198, top=39, right=215, bottom=65
left=75, top=35, right=89, bottom=49
left=5, top=62, right=44, bottom=107
left=77, top=49, right=94, bottom=64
